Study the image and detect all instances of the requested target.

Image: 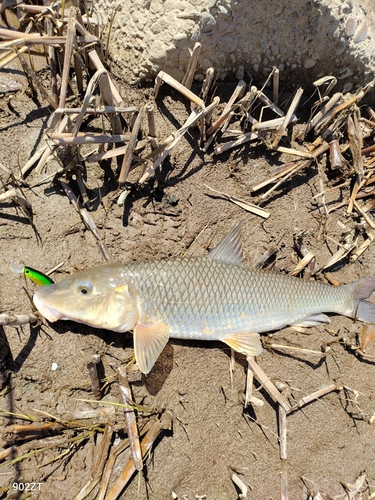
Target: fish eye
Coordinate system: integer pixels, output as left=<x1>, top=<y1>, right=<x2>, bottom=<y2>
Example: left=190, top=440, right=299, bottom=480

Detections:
left=77, top=283, right=93, bottom=295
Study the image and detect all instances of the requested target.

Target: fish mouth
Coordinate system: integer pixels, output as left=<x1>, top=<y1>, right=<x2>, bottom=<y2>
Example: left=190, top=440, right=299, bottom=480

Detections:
left=33, top=294, right=66, bottom=322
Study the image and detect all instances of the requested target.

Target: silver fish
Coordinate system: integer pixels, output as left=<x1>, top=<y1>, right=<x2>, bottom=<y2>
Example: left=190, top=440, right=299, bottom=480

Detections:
left=33, top=223, right=375, bottom=374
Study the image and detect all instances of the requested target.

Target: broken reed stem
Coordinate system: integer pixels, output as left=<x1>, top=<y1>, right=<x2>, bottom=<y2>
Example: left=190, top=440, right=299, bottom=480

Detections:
left=272, top=87, right=303, bottom=148
left=213, top=132, right=257, bottom=154
left=98, top=71, right=122, bottom=135
left=273, top=67, right=279, bottom=105
left=119, top=106, right=145, bottom=184
left=0, top=28, right=98, bottom=45
left=260, top=160, right=311, bottom=200
left=106, top=411, right=173, bottom=500
left=71, top=68, right=108, bottom=136
left=182, top=41, right=201, bottom=90
left=139, top=97, right=219, bottom=184
left=251, top=161, right=301, bottom=192
left=0, top=313, right=38, bottom=326
left=75, top=424, right=113, bottom=500
left=87, top=355, right=102, bottom=400
left=59, top=6, right=77, bottom=109
left=45, top=18, right=58, bottom=107
left=88, top=50, right=122, bottom=105
left=155, top=70, right=204, bottom=106
left=204, top=80, right=246, bottom=152
left=247, top=357, right=291, bottom=412
left=59, top=180, right=110, bottom=261
left=306, top=92, right=342, bottom=133
left=293, top=383, right=339, bottom=410
left=118, top=365, right=143, bottom=471
left=17, top=52, right=57, bottom=109
left=278, top=405, right=288, bottom=500
left=146, top=103, right=156, bottom=138
left=201, top=67, right=214, bottom=102
left=50, top=133, right=131, bottom=145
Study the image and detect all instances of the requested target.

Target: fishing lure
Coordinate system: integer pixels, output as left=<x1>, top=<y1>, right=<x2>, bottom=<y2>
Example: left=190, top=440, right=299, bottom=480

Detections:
left=10, top=262, right=54, bottom=286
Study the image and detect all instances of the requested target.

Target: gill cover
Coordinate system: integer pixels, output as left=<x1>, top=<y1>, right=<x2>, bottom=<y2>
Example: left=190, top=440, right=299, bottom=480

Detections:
left=33, top=264, right=139, bottom=332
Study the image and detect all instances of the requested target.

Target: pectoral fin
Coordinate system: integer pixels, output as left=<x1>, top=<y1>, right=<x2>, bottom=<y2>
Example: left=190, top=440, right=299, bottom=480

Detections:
left=133, top=321, right=170, bottom=374
left=289, top=313, right=331, bottom=328
left=222, top=332, right=263, bottom=357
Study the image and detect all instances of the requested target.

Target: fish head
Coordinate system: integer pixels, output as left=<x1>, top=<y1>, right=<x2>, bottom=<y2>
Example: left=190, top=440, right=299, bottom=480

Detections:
left=33, top=264, right=139, bottom=332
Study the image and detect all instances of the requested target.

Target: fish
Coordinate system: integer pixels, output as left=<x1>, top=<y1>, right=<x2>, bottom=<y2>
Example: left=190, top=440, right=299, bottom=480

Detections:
left=33, top=222, right=375, bottom=374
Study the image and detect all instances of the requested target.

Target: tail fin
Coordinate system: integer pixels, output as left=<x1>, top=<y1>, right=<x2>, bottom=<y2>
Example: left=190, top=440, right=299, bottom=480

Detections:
left=348, top=277, right=375, bottom=323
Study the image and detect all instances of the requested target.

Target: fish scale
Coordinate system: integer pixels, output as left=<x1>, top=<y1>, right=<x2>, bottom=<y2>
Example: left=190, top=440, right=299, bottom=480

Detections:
left=32, top=222, right=375, bottom=374
left=123, top=256, right=354, bottom=339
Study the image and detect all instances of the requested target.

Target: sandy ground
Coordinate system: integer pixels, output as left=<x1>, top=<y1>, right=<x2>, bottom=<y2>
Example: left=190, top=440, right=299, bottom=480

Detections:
left=1, top=67, right=375, bottom=500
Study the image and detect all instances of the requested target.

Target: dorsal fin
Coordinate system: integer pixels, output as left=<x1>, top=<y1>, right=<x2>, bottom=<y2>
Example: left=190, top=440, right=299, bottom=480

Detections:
left=207, top=221, right=244, bottom=265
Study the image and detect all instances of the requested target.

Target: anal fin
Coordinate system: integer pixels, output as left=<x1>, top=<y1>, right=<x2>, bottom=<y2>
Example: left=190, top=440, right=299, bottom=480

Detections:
left=222, top=332, right=262, bottom=357
left=289, top=313, right=331, bottom=328
left=134, top=321, right=170, bottom=374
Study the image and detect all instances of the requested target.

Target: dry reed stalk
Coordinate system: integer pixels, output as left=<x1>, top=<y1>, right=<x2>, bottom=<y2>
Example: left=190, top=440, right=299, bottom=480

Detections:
left=71, top=68, right=108, bottom=136
left=118, top=365, right=143, bottom=471
left=85, top=141, right=147, bottom=163
left=291, top=251, right=315, bottom=276
left=256, top=89, right=292, bottom=119
left=230, top=471, right=248, bottom=500
left=306, top=92, right=343, bottom=134
left=0, top=313, right=38, bottom=326
left=98, top=71, right=123, bottom=135
left=50, top=133, right=130, bottom=145
left=182, top=41, right=201, bottom=90
left=203, top=80, right=246, bottom=151
left=0, top=28, right=98, bottom=45
left=201, top=67, right=214, bottom=102
left=58, top=7, right=77, bottom=109
left=265, top=343, right=325, bottom=356
left=16, top=52, right=57, bottom=109
left=119, top=106, right=145, bottom=184
left=272, top=87, right=303, bottom=148
left=139, top=97, right=219, bottom=184
left=155, top=70, right=204, bottom=106
left=246, top=357, right=291, bottom=412
left=318, top=92, right=366, bottom=137
left=75, top=424, right=113, bottom=500
left=250, top=162, right=300, bottom=192
left=45, top=18, right=58, bottom=107
left=293, top=383, right=339, bottom=410
left=213, top=132, right=258, bottom=154
left=353, top=200, right=375, bottom=229
left=311, top=141, right=330, bottom=158
left=205, top=184, right=270, bottom=218
left=313, top=76, right=337, bottom=100
left=278, top=405, right=288, bottom=500
left=272, top=67, right=279, bottom=105
left=88, top=50, right=122, bottom=105
left=146, top=103, right=156, bottom=138
left=350, top=231, right=375, bottom=262
left=87, top=355, right=102, bottom=400
left=329, top=134, right=342, bottom=169
left=260, top=160, right=311, bottom=200
left=0, top=45, right=29, bottom=69
left=59, top=180, right=110, bottom=261
left=106, top=411, right=173, bottom=500
left=252, top=116, right=289, bottom=131
left=275, top=146, right=314, bottom=158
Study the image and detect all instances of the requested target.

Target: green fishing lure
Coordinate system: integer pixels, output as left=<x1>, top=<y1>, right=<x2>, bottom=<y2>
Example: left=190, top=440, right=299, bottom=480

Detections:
left=10, top=262, right=54, bottom=286
left=23, top=267, right=54, bottom=286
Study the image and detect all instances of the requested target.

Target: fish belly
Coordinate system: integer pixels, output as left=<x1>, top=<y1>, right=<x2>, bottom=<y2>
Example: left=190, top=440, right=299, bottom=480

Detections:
left=123, top=257, right=354, bottom=340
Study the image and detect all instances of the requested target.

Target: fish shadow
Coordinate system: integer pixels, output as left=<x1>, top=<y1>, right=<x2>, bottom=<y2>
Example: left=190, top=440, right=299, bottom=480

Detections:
left=49, top=321, right=175, bottom=393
